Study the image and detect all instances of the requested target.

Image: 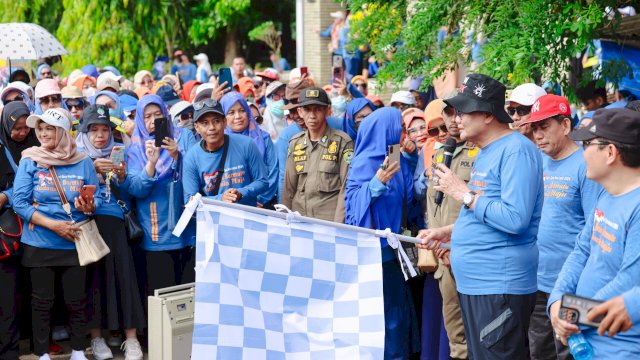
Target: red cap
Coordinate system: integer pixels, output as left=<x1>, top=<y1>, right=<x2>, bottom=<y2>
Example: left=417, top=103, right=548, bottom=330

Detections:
left=526, top=94, right=571, bottom=124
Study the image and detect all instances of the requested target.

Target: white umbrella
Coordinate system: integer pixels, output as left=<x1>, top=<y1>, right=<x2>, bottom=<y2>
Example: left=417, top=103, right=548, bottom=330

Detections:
left=0, top=22, right=67, bottom=60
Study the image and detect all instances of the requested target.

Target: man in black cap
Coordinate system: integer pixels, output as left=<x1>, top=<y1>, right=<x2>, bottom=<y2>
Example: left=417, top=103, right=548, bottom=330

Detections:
left=549, top=108, right=640, bottom=355
left=281, top=87, right=354, bottom=223
left=417, top=73, right=544, bottom=359
left=182, top=99, right=268, bottom=205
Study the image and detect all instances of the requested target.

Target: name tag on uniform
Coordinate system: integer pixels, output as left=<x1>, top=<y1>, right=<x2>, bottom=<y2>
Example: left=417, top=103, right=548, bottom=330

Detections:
left=322, top=154, right=338, bottom=161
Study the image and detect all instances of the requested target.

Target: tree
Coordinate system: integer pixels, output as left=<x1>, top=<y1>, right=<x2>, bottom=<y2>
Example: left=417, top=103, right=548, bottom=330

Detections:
left=347, top=0, right=629, bottom=96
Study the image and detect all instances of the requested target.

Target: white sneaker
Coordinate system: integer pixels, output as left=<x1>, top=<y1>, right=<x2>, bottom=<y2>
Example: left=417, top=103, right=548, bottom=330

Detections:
left=69, top=349, right=89, bottom=360
left=38, top=354, right=51, bottom=360
left=91, top=337, right=114, bottom=360
left=121, top=338, right=144, bottom=360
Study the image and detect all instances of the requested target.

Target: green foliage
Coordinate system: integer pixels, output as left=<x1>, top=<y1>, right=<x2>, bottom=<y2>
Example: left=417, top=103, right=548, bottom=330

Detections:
left=188, top=0, right=251, bottom=45
left=248, top=21, right=281, bottom=55
left=348, top=0, right=629, bottom=95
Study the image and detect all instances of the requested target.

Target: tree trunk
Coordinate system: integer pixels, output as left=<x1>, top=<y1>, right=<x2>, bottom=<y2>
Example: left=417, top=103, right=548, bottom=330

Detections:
left=281, top=11, right=293, bottom=64
left=224, top=26, right=239, bottom=65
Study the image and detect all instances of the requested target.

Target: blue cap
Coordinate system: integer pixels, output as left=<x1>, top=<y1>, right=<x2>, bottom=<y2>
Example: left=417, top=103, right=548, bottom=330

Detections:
left=119, top=94, right=138, bottom=113
left=81, top=64, right=100, bottom=78
left=103, top=66, right=121, bottom=77
left=156, top=85, right=180, bottom=107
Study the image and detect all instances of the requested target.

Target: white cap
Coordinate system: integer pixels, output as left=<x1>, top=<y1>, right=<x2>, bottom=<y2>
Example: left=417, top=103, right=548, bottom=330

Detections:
left=26, top=108, right=71, bottom=132
left=508, top=83, right=546, bottom=106
left=330, top=11, right=346, bottom=19
left=195, top=82, right=216, bottom=96
left=194, top=53, right=209, bottom=62
left=97, top=73, right=121, bottom=92
left=390, top=90, right=415, bottom=106
left=100, top=71, right=123, bottom=82
left=266, top=81, right=285, bottom=97
left=169, top=101, right=193, bottom=122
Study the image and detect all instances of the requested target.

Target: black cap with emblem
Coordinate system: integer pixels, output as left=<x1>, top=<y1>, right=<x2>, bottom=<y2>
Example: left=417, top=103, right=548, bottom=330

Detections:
left=78, top=104, right=114, bottom=133
left=570, top=108, right=640, bottom=145
left=297, top=87, right=331, bottom=108
left=444, top=73, right=513, bottom=124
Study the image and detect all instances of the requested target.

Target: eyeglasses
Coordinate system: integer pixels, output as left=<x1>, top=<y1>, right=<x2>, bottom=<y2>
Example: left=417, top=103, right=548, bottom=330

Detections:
left=65, top=100, right=85, bottom=110
left=582, top=139, right=611, bottom=149
left=427, top=124, right=448, bottom=137
left=39, top=95, right=62, bottom=105
left=354, top=83, right=367, bottom=89
left=5, top=95, right=24, bottom=104
left=507, top=105, right=532, bottom=117
left=226, top=107, right=246, bottom=118
left=407, top=125, right=427, bottom=136
left=193, top=99, right=219, bottom=110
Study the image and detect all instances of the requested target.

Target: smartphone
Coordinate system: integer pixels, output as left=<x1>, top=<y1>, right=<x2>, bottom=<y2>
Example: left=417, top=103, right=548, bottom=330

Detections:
left=110, top=145, right=126, bottom=166
left=218, top=67, right=233, bottom=91
left=332, top=55, right=343, bottom=68
left=79, top=185, right=97, bottom=200
left=300, top=66, right=308, bottom=77
left=154, top=117, right=170, bottom=148
left=332, top=66, right=345, bottom=85
left=387, top=144, right=401, bottom=166
left=559, top=294, right=604, bottom=328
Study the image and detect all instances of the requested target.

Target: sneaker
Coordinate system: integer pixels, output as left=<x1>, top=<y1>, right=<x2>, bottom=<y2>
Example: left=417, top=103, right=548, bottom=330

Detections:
left=91, top=337, right=114, bottom=360
left=38, top=354, right=51, bottom=360
left=52, top=326, right=70, bottom=341
left=69, top=349, right=89, bottom=360
left=107, top=332, right=122, bottom=347
left=121, top=338, right=143, bottom=360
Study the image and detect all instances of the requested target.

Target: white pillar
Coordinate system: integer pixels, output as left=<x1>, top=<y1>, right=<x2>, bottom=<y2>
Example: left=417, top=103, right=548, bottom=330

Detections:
left=296, top=0, right=304, bottom=68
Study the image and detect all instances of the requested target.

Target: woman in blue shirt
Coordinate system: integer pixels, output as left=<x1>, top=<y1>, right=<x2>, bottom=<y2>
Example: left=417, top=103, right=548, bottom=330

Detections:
left=75, top=104, right=145, bottom=360
left=126, top=95, right=197, bottom=295
left=221, top=92, right=278, bottom=208
left=13, top=108, right=100, bottom=360
left=345, top=108, right=420, bottom=359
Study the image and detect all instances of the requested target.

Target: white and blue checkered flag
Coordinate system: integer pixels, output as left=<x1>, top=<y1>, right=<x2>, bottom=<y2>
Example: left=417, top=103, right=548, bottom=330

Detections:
left=190, top=201, right=385, bottom=359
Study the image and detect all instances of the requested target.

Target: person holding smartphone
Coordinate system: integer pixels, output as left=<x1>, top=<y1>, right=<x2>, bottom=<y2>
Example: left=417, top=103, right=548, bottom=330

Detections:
left=75, top=104, right=145, bottom=360
left=12, top=109, right=101, bottom=360
left=126, top=94, right=197, bottom=296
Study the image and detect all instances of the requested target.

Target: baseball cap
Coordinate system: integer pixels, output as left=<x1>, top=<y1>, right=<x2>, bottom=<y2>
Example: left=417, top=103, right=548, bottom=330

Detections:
left=119, top=94, right=138, bottom=113
left=26, top=108, right=72, bottom=132
left=156, top=85, right=181, bottom=107
left=35, top=79, right=62, bottom=99
left=61, top=86, right=83, bottom=99
left=296, top=87, right=330, bottom=108
left=170, top=101, right=194, bottom=122
left=444, top=73, right=512, bottom=123
left=508, top=83, right=546, bottom=106
left=265, top=81, right=285, bottom=98
left=78, top=105, right=113, bottom=132
left=256, top=68, right=279, bottom=81
left=193, top=99, right=225, bottom=123
left=97, top=73, right=121, bottom=92
left=281, top=79, right=313, bottom=110
left=570, top=108, right=640, bottom=145
left=193, top=53, right=209, bottom=62
left=390, top=91, right=415, bottom=106
left=525, top=94, right=571, bottom=124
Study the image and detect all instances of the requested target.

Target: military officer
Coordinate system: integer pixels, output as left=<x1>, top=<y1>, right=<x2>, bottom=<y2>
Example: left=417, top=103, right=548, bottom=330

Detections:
left=281, top=87, right=354, bottom=222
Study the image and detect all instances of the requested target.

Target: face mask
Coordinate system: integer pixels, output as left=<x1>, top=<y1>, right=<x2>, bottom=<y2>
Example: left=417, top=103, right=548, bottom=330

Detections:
left=270, top=99, right=285, bottom=118
left=82, top=88, right=97, bottom=98
left=331, top=96, right=347, bottom=112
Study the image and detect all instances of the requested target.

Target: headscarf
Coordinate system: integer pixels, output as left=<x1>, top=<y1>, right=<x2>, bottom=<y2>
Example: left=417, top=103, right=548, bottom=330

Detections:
left=134, top=87, right=151, bottom=99
left=235, top=77, right=256, bottom=98
left=36, top=63, right=52, bottom=81
left=90, top=91, right=125, bottom=120
left=220, top=91, right=267, bottom=155
left=72, top=75, right=97, bottom=90
left=22, top=109, right=87, bottom=167
left=75, top=124, right=116, bottom=160
left=1, top=82, right=36, bottom=112
left=343, top=98, right=375, bottom=139
left=345, top=108, right=408, bottom=240
left=181, top=80, right=201, bottom=101
left=134, top=70, right=153, bottom=89
left=127, top=94, right=179, bottom=181
left=0, top=102, right=39, bottom=164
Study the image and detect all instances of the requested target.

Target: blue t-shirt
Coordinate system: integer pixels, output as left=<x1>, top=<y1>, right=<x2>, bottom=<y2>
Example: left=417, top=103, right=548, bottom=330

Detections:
left=537, top=148, right=603, bottom=293
left=176, top=63, right=197, bottom=83
left=276, top=122, right=304, bottom=202
left=451, top=132, right=543, bottom=295
left=550, top=187, right=640, bottom=358
left=13, top=158, right=103, bottom=250
left=182, top=134, right=268, bottom=206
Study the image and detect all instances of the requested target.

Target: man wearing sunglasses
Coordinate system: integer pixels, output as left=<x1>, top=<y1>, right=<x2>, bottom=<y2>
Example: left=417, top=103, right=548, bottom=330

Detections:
left=417, top=74, right=544, bottom=360
left=507, top=83, right=546, bottom=142
left=520, top=95, right=603, bottom=360
left=549, top=108, right=640, bottom=357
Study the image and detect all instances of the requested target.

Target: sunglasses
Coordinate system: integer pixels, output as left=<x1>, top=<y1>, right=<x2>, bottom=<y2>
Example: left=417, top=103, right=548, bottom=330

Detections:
left=180, top=111, right=194, bottom=120
left=581, top=139, right=611, bottom=149
left=193, top=99, right=219, bottom=111
left=65, top=100, right=85, bottom=110
left=427, top=124, right=448, bottom=137
left=507, top=105, right=532, bottom=117
left=39, top=95, right=62, bottom=105
left=5, top=95, right=24, bottom=104
left=354, top=83, right=367, bottom=89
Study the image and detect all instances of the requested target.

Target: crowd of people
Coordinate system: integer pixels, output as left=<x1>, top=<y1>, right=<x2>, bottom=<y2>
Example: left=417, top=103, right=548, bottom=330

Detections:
left=0, top=41, right=639, bottom=360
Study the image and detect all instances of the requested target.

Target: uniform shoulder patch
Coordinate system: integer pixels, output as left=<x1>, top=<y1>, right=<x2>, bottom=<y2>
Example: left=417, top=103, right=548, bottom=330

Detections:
left=332, top=129, right=353, bottom=142
left=343, top=149, right=354, bottom=164
left=467, top=147, right=479, bottom=158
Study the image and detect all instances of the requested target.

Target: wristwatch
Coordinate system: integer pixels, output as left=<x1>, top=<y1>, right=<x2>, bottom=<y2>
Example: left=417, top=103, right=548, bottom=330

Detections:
left=463, top=191, right=476, bottom=209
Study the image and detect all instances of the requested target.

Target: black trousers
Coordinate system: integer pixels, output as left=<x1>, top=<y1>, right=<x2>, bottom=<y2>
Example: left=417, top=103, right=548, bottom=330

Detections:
left=30, top=266, right=88, bottom=355
left=528, top=290, right=572, bottom=360
left=458, top=292, right=536, bottom=360
left=0, top=258, right=20, bottom=359
left=146, top=247, right=195, bottom=295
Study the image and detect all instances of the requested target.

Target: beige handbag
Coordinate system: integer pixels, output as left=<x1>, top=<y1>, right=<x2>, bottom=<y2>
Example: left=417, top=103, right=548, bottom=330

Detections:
left=418, top=249, right=439, bottom=273
left=50, top=167, right=110, bottom=266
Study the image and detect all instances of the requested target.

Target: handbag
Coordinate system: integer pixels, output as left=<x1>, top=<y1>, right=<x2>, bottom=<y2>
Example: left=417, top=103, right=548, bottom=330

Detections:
left=50, top=166, right=110, bottom=266
left=0, top=146, right=22, bottom=259
left=111, top=182, right=144, bottom=243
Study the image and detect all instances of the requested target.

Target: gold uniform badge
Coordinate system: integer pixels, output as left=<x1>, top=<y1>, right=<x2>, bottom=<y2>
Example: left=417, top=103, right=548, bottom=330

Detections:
left=328, top=141, right=338, bottom=154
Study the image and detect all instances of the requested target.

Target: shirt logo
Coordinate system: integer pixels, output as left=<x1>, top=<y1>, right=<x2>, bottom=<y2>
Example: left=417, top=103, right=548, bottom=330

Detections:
left=473, top=84, right=486, bottom=98
left=328, top=141, right=338, bottom=154
left=203, top=171, right=219, bottom=193
left=594, top=209, right=619, bottom=230
left=36, top=171, right=53, bottom=186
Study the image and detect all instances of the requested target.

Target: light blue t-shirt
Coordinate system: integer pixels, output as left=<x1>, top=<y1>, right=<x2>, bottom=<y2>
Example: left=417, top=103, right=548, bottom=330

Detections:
left=549, top=187, right=640, bottom=358
left=451, top=131, right=543, bottom=295
left=537, top=148, right=603, bottom=293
